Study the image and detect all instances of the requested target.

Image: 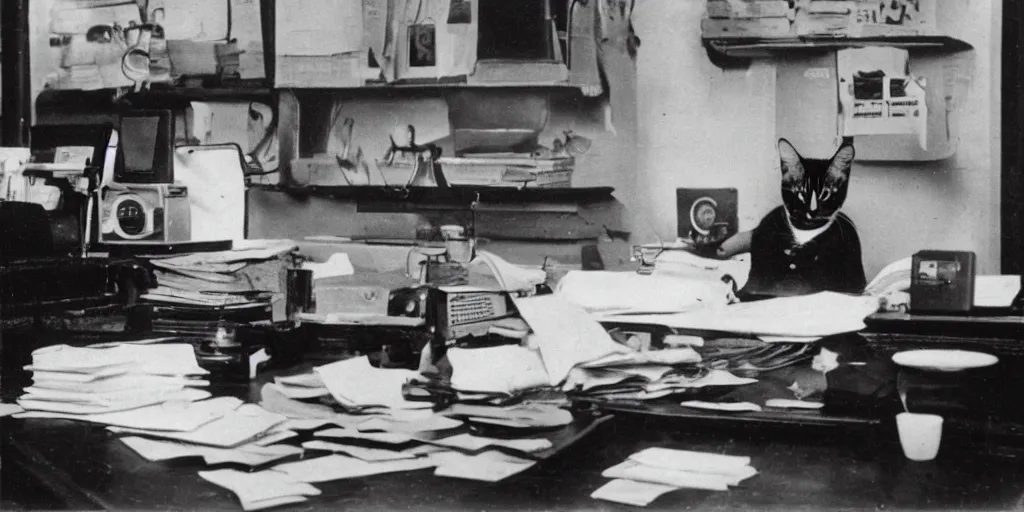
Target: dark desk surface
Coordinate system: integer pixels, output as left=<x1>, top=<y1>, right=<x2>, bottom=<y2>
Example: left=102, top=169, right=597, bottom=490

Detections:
left=5, top=406, right=1024, bottom=511
left=5, top=327, right=1024, bottom=511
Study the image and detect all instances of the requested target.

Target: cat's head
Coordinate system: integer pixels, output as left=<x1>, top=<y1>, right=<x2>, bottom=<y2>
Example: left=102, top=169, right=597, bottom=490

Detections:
left=778, top=138, right=855, bottom=230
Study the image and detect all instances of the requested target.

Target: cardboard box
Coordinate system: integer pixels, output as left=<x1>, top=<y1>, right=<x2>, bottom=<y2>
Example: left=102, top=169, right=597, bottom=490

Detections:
left=706, top=0, right=792, bottom=19
left=701, top=17, right=793, bottom=38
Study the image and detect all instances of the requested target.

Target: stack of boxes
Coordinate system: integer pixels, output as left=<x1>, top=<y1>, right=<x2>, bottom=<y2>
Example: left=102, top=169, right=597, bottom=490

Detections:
left=702, top=0, right=938, bottom=40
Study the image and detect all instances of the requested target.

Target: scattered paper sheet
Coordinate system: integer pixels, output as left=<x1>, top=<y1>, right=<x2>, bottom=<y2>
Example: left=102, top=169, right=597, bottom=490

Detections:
left=301, top=440, right=419, bottom=461
left=422, top=433, right=552, bottom=454
left=270, top=384, right=331, bottom=400
left=604, top=292, right=880, bottom=337
left=314, top=356, right=430, bottom=410
left=199, top=469, right=321, bottom=512
left=759, top=335, right=822, bottom=344
left=433, top=450, right=537, bottom=482
left=259, top=384, right=372, bottom=424
left=271, top=454, right=436, bottom=483
left=442, top=404, right=573, bottom=429
left=556, top=270, right=732, bottom=315
left=629, top=448, right=752, bottom=476
left=275, top=373, right=324, bottom=388
left=275, top=0, right=363, bottom=56
left=356, top=414, right=463, bottom=434
left=303, top=253, right=355, bottom=280
left=975, top=275, right=1021, bottom=308
left=645, top=370, right=758, bottom=392
left=109, top=406, right=285, bottom=448
left=578, top=347, right=702, bottom=368
left=446, top=345, right=550, bottom=394
left=591, top=479, right=679, bottom=507
left=470, top=251, right=547, bottom=292
left=0, top=403, right=25, bottom=417
left=602, top=461, right=731, bottom=491
left=314, top=428, right=414, bottom=445
left=512, top=294, right=632, bottom=386
left=765, top=399, right=824, bottom=410
left=120, top=436, right=303, bottom=466
left=16, top=395, right=239, bottom=431
left=679, top=401, right=763, bottom=413
left=251, top=430, right=298, bottom=447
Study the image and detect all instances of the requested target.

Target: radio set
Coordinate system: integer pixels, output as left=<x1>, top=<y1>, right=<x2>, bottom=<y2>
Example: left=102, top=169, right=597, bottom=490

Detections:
left=98, top=110, right=193, bottom=245
left=435, top=287, right=511, bottom=341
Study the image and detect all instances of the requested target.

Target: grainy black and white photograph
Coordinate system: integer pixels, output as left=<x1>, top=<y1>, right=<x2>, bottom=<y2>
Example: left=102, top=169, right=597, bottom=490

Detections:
left=0, top=1, right=1019, bottom=510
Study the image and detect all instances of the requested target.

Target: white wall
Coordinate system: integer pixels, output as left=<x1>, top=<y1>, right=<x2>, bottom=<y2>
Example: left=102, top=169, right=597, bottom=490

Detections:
left=631, top=0, right=1002, bottom=279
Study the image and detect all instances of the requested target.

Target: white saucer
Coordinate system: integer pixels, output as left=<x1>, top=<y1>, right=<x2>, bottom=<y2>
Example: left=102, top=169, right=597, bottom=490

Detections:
left=892, top=349, right=999, bottom=372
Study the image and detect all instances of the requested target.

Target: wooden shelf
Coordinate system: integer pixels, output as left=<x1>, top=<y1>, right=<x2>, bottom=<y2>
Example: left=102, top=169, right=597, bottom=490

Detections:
left=250, top=184, right=614, bottom=208
left=704, top=35, right=973, bottom=59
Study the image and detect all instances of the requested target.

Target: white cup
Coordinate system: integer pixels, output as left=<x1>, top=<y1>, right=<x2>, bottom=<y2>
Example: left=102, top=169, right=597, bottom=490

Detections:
left=896, top=412, right=944, bottom=461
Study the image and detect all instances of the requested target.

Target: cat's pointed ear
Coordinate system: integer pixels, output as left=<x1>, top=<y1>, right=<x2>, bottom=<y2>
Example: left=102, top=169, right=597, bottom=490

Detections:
left=828, top=143, right=855, bottom=178
left=778, top=139, right=804, bottom=179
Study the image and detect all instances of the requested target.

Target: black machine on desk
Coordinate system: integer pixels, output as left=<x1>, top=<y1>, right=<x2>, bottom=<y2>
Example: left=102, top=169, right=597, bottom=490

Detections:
left=0, top=109, right=228, bottom=320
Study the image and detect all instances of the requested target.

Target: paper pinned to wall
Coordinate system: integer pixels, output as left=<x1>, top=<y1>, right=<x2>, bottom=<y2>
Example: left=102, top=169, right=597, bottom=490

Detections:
left=838, top=47, right=928, bottom=150
left=230, top=0, right=266, bottom=79
left=275, top=0, right=364, bottom=56
left=153, top=0, right=230, bottom=42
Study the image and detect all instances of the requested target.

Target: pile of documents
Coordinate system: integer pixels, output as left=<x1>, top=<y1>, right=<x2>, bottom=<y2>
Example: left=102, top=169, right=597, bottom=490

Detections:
left=143, top=240, right=296, bottom=317
left=16, top=343, right=212, bottom=416
left=591, top=448, right=758, bottom=507
left=437, top=155, right=574, bottom=188
left=563, top=348, right=757, bottom=401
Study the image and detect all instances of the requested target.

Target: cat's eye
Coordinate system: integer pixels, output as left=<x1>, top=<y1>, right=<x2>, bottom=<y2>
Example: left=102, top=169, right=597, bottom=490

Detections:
left=821, top=190, right=831, bottom=201
left=797, top=192, right=804, bottom=201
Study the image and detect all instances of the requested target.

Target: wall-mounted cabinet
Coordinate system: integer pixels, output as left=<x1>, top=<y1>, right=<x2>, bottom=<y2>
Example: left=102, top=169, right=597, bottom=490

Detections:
left=705, top=1, right=976, bottom=162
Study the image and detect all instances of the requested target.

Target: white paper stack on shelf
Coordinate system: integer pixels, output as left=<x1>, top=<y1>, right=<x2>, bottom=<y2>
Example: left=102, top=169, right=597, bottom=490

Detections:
left=16, top=344, right=212, bottom=415
left=592, top=447, right=758, bottom=507
left=436, top=155, right=574, bottom=188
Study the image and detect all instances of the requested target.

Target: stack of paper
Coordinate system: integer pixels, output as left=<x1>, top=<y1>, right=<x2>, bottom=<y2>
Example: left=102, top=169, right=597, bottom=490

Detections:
left=563, top=347, right=756, bottom=401
left=592, top=447, right=758, bottom=507
left=446, top=345, right=550, bottom=395
left=17, top=344, right=212, bottom=415
left=142, top=240, right=296, bottom=314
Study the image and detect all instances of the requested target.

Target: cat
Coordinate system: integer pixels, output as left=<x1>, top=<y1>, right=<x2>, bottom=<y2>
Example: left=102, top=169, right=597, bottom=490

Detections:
left=725, top=138, right=866, bottom=299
